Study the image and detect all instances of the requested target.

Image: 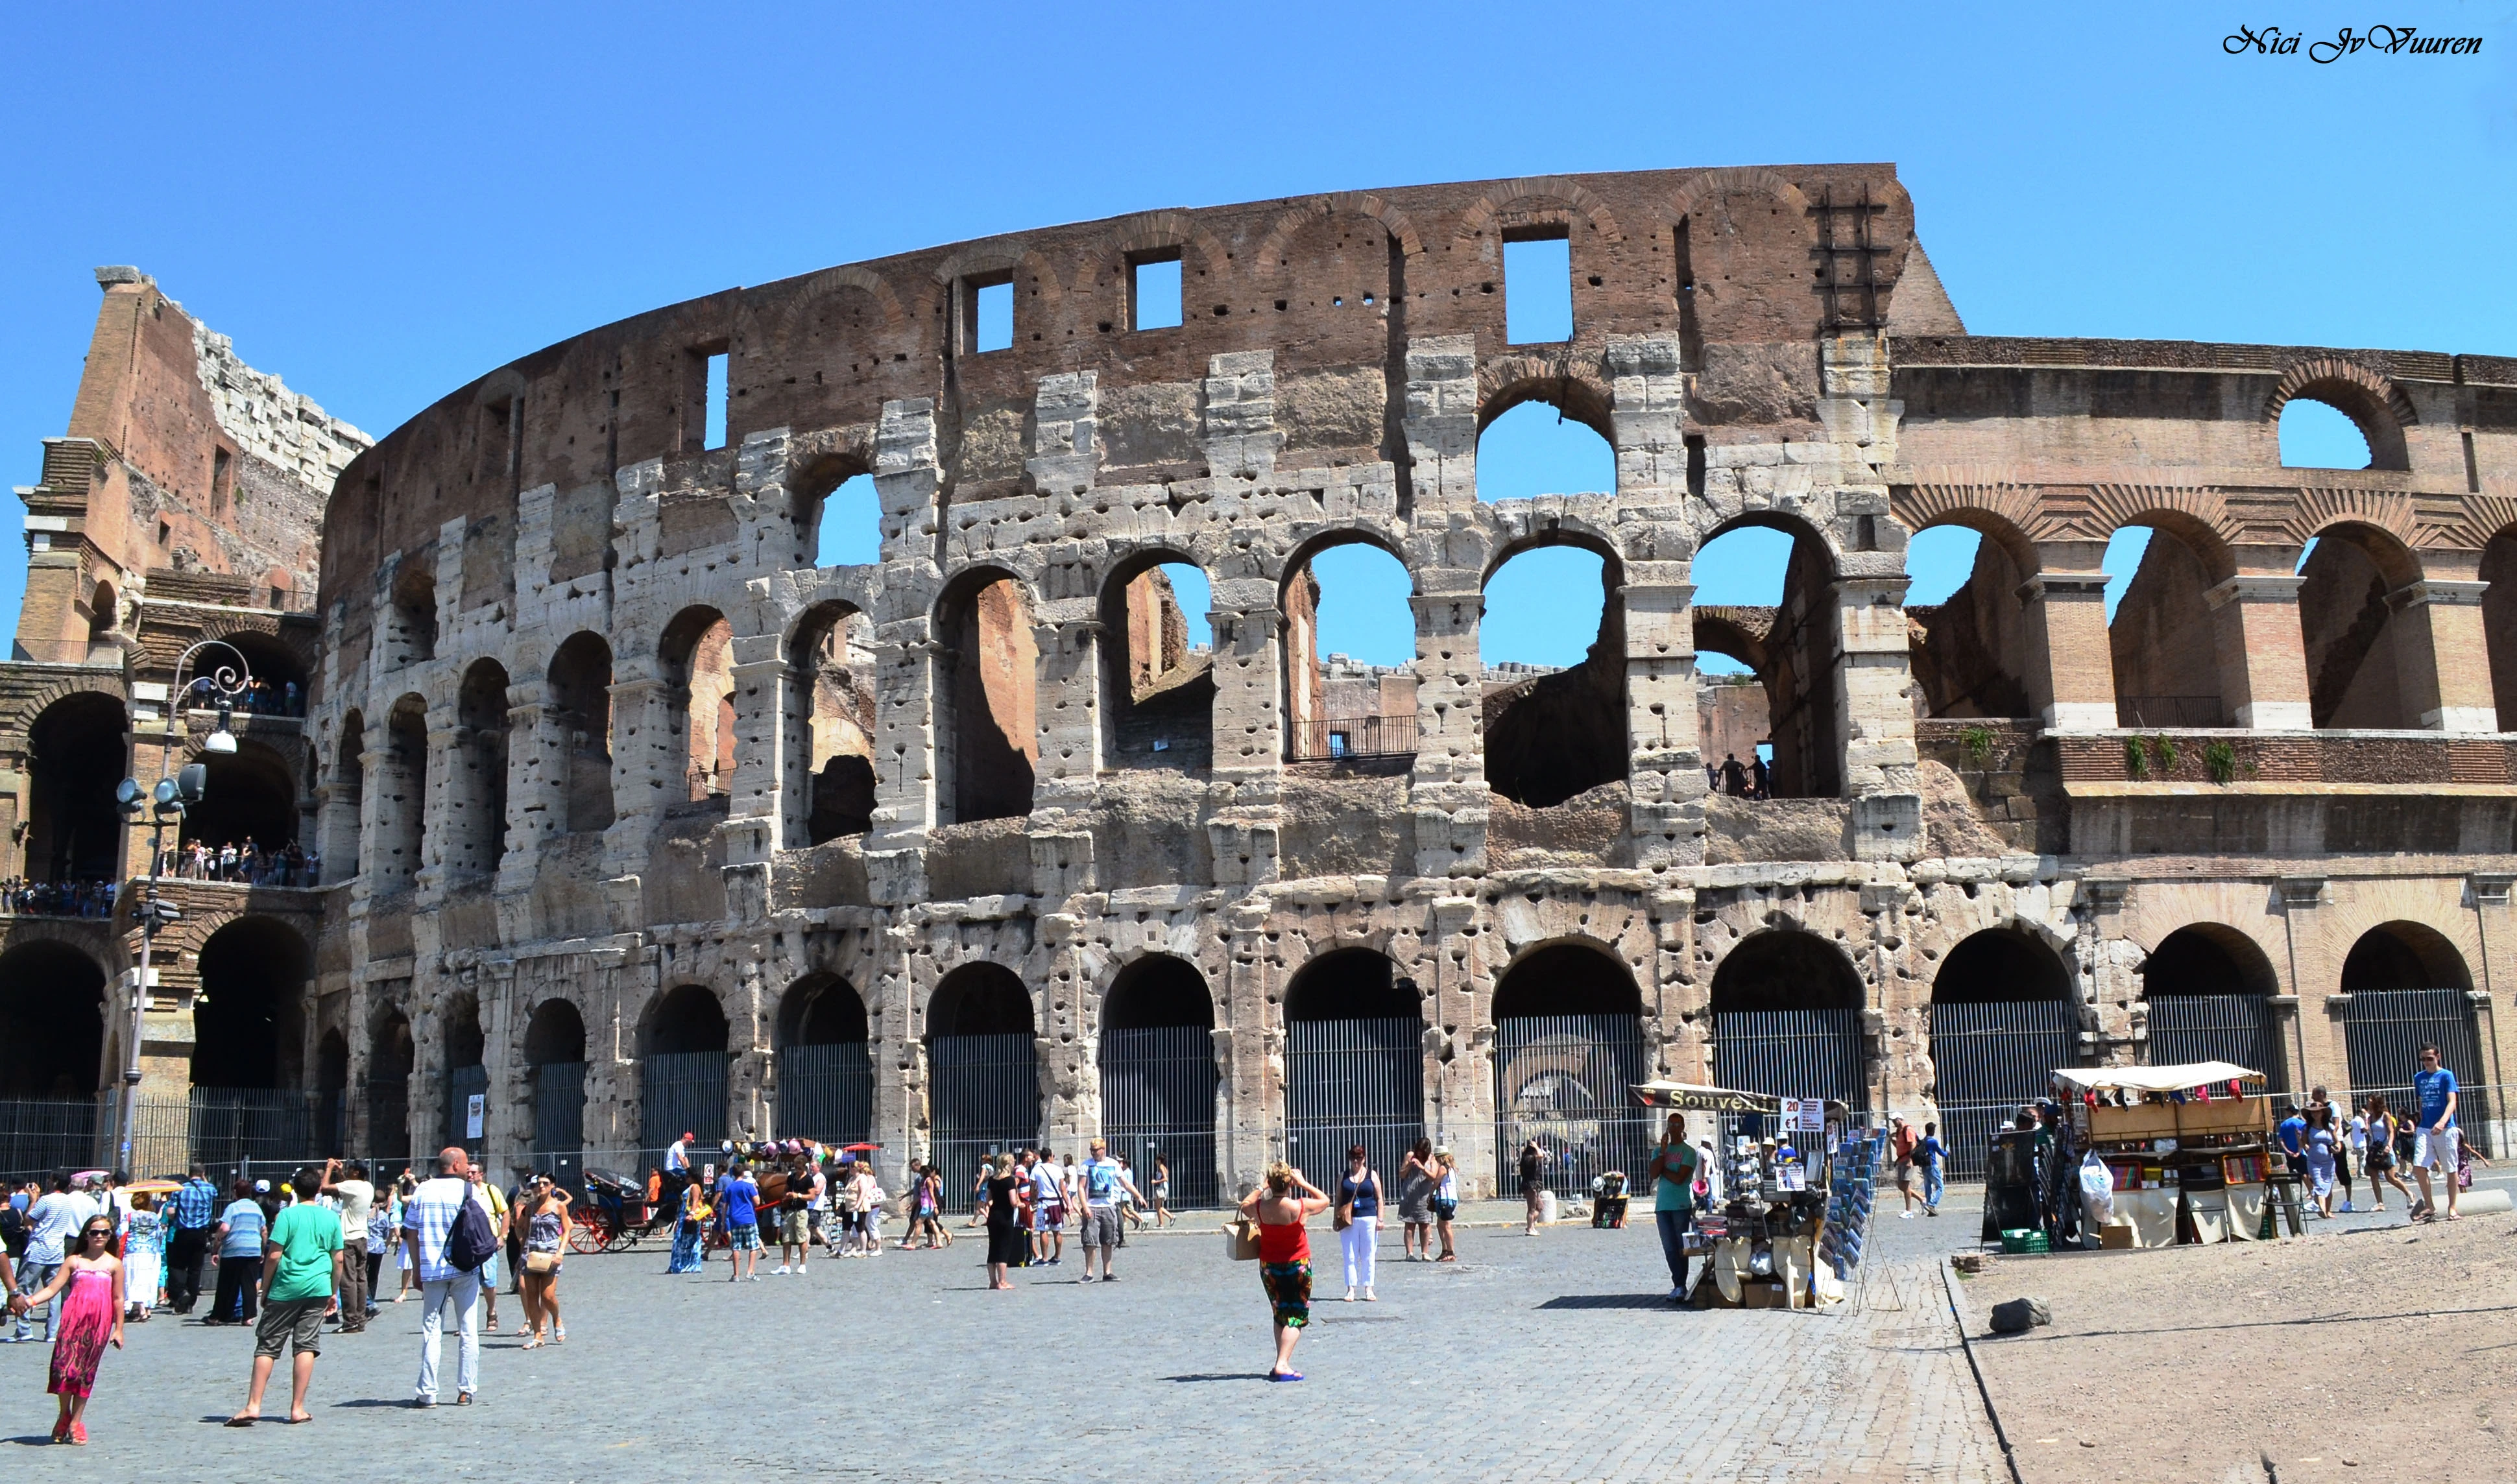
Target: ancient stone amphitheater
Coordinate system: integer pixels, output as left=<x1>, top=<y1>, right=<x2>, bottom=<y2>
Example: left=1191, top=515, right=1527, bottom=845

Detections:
left=8, top=165, right=2515, bottom=1195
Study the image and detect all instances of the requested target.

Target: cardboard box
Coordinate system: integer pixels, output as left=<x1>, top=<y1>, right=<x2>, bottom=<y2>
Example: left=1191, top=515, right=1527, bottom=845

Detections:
left=2099, top=1222, right=2135, bottom=1250
left=1742, top=1281, right=1785, bottom=1308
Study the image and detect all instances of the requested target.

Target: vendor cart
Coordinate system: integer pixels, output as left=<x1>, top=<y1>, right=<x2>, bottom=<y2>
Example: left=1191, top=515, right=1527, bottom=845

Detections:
left=1631, top=1083, right=1883, bottom=1310
left=2053, top=1061, right=2278, bottom=1249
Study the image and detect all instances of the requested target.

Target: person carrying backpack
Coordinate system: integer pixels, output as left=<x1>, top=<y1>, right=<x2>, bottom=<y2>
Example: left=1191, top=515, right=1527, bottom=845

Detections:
left=398, top=1147, right=497, bottom=1407
left=1916, top=1123, right=1947, bottom=1217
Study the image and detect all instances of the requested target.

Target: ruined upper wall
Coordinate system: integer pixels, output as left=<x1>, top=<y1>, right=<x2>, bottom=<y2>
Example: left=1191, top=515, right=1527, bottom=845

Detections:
left=318, top=165, right=1928, bottom=608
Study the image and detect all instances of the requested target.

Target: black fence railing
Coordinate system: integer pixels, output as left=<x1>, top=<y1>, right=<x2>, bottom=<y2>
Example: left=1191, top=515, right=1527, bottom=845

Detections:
left=2116, top=695, right=2224, bottom=728
left=1286, top=714, right=1414, bottom=762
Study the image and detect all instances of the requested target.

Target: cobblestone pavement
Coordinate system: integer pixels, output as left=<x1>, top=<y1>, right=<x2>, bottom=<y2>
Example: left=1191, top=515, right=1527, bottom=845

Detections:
left=0, top=1202, right=2001, bottom=1481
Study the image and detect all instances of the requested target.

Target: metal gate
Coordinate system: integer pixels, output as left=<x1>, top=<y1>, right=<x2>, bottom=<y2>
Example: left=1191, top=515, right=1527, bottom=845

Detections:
left=1929, top=999, right=2077, bottom=1180
left=2147, top=993, right=2287, bottom=1090
left=1493, top=1014, right=1651, bottom=1195
left=0, top=1097, right=101, bottom=1182
left=1283, top=1016, right=1423, bottom=1198
left=1101, top=1025, right=1219, bottom=1208
left=929, top=1032, right=1040, bottom=1211
left=776, top=1042, right=874, bottom=1145
left=366, top=1078, right=409, bottom=1167
left=444, top=1064, right=490, bottom=1157
left=1713, top=1009, right=1868, bottom=1110
left=529, top=1061, right=586, bottom=1184
left=643, top=1051, right=730, bottom=1152
left=190, top=1089, right=320, bottom=1170
left=2343, top=988, right=2494, bottom=1156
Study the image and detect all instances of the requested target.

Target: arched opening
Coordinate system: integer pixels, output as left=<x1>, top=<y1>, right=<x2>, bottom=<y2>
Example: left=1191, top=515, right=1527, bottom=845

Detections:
left=179, top=742, right=302, bottom=867
left=1099, top=555, right=1216, bottom=773
left=1475, top=398, right=1615, bottom=503
left=2338, top=922, right=2490, bottom=1151
left=2278, top=396, right=2374, bottom=470
left=1282, top=538, right=1415, bottom=762
left=0, top=941, right=107, bottom=1172
left=1707, top=930, right=1866, bottom=1107
left=23, top=692, right=126, bottom=885
left=328, top=710, right=365, bottom=884
left=191, top=916, right=313, bottom=1167
left=925, top=963, right=1040, bottom=1205
left=661, top=606, right=736, bottom=803
left=377, top=695, right=429, bottom=894
left=1906, top=523, right=2038, bottom=720
left=1691, top=519, right=1840, bottom=798
left=450, top=660, right=509, bottom=877
left=933, top=571, right=1037, bottom=824
left=315, top=1028, right=350, bottom=1152
left=85, top=580, right=117, bottom=650
left=548, top=632, right=615, bottom=834
left=1281, top=948, right=1422, bottom=1183
left=217, top=630, right=311, bottom=717
left=389, top=562, right=437, bottom=667
left=642, top=983, right=730, bottom=1154
left=2139, top=924, right=2285, bottom=1089
left=2299, top=524, right=2426, bottom=729
left=782, top=603, right=876, bottom=846
left=1482, top=543, right=1626, bottom=807
left=1491, top=942, right=1646, bottom=1196
left=440, top=992, right=487, bottom=1158
left=1099, top=955, right=1219, bottom=1208
left=2482, top=529, right=2517, bottom=732
left=1927, top=928, right=2076, bottom=1178
left=367, top=1009, right=413, bottom=1163
left=523, top=998, right=586, bottom=1175
left=775, top=974, right=872, bottom=1143
left=2104, top=524, right=2231, bottom=728
left=793, top=461, right=882, bottom=569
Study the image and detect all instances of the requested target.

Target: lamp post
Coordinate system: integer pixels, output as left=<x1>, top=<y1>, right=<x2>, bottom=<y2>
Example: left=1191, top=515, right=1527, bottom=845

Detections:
left=114, top=640, right=250, bottom=1175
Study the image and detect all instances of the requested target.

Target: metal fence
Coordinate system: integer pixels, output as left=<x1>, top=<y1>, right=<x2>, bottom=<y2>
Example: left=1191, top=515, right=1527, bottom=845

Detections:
left=1284, top=1016, right=1423, bottom=1196
left=0, top=1097, right=104, bottom=1182
left=1493, top=1014, right=1650, bottom=1195
left=1286, top=715, right=1414, bottom=762
left=2149, top=992, right=2288, bottom=1092
left=443, top=1064, right=489, bottom=1158
left=2117, top=695, right=2223, bottom=728
left=1929, top=999, right=2079, bottom=1180
left=775, top=1042, right=874, bottom=1145
left=1712, top=1008, right=1868, bottom=1110
left=367, top=1079, right=409, bottom=1168
left=642, top=1051, right=730, bottom=1151
left=2342, top=988, right=2497, bottom=1156
left=929, top=1032, right=1041, bottom=1212
left=1100, top=1025, right=1220, bottom=1209
left=529, top=1061, right=586, bottom=1182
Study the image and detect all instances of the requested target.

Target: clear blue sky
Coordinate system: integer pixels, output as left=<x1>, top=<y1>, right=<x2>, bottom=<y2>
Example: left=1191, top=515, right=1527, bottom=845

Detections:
left=5, top=3, right=2510, bottom=669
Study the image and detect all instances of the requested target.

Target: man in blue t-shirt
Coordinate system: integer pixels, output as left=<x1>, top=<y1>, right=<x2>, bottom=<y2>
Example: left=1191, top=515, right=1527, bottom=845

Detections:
left=1075, top=1139, right=1142, bottom=1284
left=2411, top=1044, right=2462, bottom=1222
left=717, top=1163, right=763, bottom=1281
left=1916, top=1123, right=1947, bottom=1217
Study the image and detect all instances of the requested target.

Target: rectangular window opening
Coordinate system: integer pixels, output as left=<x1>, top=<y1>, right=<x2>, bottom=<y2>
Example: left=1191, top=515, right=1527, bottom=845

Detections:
left=1131, top=254, right=1182, bottom=331
left=703, top=352, right=729, bottom=450
left=970, top=279, right=1014, bottom=353
left=1502, top=232, right=1572, bottom=345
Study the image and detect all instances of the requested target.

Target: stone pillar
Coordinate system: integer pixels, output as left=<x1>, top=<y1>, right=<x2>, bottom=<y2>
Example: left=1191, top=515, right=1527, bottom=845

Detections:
left=1202, top=351, right=1282, bottom=479
left=1624, top=572, right=1708, bottom=868
left=1410, top=578, right=1485, bottom=880
left=415, top=715, right=461, bottom=903
left=1221, top=900, right=1276, bottom=1191
left=1205, top=586, right=1283, bottom=889
left=721, top=641, right=786, bottom=920
left=603, top=675, right=671, bottom=874
left=1403, top=335, right=1478, bottom=512
left=2385, top=579, right=2495, bottom=732
left=862, top=399, right=943, bottom=907
left=499, top=681, right=562, bottom=884
left=2205, top=575, right=2313, bottom=729
left=2016, top=571, right=2118, bottom=730
left=1425, top=893, right=1491, bottom=1180
left=1835, top=575, right=1924, bottom=859
left=1025, top=379, right=1105, bottom=894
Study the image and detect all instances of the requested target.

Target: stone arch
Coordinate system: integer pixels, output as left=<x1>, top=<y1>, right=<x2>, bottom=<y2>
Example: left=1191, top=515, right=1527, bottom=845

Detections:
left=1694, top=511, right=1843, bottom=798
left=788, top=446, right=879, bottom=571
left=789, top=263, right=908, bottom=332
left=932, top=565, right=1037, bottom=826
left=2340, top=920, right=2472, bottom=992
left=2298, top=520, right=2428, bottom=728
left=923, top=961, right=1034, bottom=1038
left=450, top=658, right=510, bottom=876
left=1482, top=532, right=1628, bottom=808
left=1899, top=503, right=2042, bottom=721
left=1098, top=548, right=1215, bottom=772
left=182, top=737, right=301, bottom=854
left=2141, top=922, right=2282, bottom=998
left=387, top=558, right=437, bottom=665
left=0, top=937, right=108, bottom=1097
left=783, top=599, right=875, bottom=846
left=775, top=971, right=873, bottom=1143
left=1706, top=927, right=1868, bottom=1107
left=522, top=995, right=588, bottom=1066
left=777, top=971, right=870, bottom=1047
left=642, top=982, right=732, bottom=1057
left=1475, top=362, right=1617, bottom=447
left=1100, top=209, right=1234, bottom=287
left=1283, top=946, right=1416, bottom=1022
left=1709, top=928, right=1864, bottom=1013
left=1929, top=925, right=2073, bottom=1004
left=376, top=693, right=429, bottom=892
left=1277, top=530, right=1417, bottom=763
left=1490, top=938, right=1643, bottom=1020
left=1454, top=177, right=1625, bottom=246
left=547, top=631, right=614, bottom=833
left=1100, top=952, right=1214, bottom=1031
left=197, top=620, right=316, bottom=698
left=21, top=689, right=126, bottom=884
left=1255, top=192, right=1426, bottom=266
left=2265, top=359, right=2416, bottom=472
left=660, top=604, right=736, bottom=801
left=192, top=915, right=311, bottom=1092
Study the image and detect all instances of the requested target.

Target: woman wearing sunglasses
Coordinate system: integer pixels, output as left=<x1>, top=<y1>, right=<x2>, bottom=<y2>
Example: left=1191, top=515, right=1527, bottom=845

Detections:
left=16, top=1215, right=126, bottom=1444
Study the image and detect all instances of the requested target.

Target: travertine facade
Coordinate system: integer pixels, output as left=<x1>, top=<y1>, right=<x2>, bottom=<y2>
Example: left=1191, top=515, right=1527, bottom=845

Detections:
left=12, top=167, right=2517, bottom=1192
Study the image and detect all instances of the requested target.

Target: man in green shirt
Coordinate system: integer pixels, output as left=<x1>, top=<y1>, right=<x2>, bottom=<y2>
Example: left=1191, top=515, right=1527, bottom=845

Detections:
left=1646, top=1112, right=1703, bottom=1302
left=227, top=1165, right=343, bottom=1426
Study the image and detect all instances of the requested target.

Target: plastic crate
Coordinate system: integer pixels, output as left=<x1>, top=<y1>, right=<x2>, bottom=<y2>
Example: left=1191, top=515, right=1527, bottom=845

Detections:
left=1998, top=1227, right=2051, bottom=1255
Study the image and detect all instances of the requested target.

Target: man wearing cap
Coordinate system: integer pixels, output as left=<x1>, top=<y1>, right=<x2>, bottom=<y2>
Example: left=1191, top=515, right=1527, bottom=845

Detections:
left=662, top=1132, right=693, bottom=1227
left=1076, top=1139, right=1143, bottom=1284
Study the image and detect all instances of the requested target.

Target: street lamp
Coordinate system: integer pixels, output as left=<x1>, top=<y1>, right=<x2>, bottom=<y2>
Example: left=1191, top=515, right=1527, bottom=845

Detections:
left=113, top=640, right=250, bottom=1175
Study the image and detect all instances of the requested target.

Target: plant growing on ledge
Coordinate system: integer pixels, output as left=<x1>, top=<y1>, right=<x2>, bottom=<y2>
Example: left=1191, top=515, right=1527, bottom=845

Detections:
left=2147, top=734, right=2178, bottom=774
left=1960, top=725, right=1994, bottom=770
left=2203, top=739, right=2239, bottom=785
left=2124, top=736, right=2148, bottom=779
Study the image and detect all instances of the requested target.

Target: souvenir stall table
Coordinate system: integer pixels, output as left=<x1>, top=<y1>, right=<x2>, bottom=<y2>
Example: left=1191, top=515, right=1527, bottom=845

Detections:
left=1632, top=1083, right=1883, bottom=1310
left=2054, top=1062, right=2276, bottom=1249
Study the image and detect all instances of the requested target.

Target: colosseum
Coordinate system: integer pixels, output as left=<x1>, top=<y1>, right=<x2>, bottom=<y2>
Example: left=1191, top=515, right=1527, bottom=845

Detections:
left=5, top=165, right=2514, bottom=1198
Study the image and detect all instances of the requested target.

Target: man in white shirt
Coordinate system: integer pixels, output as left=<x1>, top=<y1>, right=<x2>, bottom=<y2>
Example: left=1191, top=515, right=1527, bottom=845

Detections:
left=8, top=1174, right=83, bottom=1343
left=400, top=1147, right=489, bottom=1406
left=662, top=1132, right=693, bottom=1222
left=322, top=1159, right=376, bottom=1333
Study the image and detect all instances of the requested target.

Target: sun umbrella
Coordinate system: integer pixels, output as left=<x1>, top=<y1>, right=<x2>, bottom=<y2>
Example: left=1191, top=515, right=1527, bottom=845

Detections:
left=122, top=1179, right=184, bottom=1196
left=839, top=1142, right=884, bottom=1153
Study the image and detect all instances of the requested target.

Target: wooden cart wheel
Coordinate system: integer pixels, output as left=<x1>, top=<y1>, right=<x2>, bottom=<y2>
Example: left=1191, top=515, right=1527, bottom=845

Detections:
left=567, top=1221, right=605, bottom=1254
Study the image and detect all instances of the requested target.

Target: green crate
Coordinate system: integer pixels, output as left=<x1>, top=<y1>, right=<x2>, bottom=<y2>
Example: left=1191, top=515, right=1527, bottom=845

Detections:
left=1998, top=1227, right=2051, bottom=1255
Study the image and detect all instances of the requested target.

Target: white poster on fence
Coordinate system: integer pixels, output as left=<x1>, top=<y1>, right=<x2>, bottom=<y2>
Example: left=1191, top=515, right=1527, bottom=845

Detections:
left=465, top=1094, right=485, bottom=1139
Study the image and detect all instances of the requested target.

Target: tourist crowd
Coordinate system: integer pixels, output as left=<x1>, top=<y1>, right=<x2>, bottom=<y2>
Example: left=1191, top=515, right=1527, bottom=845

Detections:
left=0, top=879, right=115, bottom=918
left=163, top=839, right=318, bottom=887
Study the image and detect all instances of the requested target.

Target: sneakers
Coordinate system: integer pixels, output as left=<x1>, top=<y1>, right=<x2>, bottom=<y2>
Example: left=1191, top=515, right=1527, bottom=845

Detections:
left=772, top=1265, right=790, bottom=1275
left=1668, top=1286, right=1686, bottom=1301
left=1898, top=1211, right=1915, bottom=1219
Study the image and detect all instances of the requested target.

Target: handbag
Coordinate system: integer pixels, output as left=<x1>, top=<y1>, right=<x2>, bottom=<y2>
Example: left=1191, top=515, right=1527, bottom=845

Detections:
left=1332, top=1202, right=1353, bottom=1232
left=1225, top=1218, right=1261, bottom=1262
left=524, top=1249, right=557, bottom=1275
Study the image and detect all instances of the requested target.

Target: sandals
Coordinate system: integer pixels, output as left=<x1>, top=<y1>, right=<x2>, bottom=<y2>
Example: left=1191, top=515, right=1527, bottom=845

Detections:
left=1266, top=1370, right=1305, bottom=1383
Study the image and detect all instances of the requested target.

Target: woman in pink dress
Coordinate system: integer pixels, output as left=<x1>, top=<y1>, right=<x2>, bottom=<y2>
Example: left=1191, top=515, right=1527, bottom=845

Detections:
left=18, top=1215, right=125, bottom=1444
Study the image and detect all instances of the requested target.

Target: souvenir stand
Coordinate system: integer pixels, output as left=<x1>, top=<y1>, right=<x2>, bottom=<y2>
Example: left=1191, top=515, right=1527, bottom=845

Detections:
left=2053, top=1062, right=2276, bottom=1249
left=1631, top=1083, right=1881, bottom=1310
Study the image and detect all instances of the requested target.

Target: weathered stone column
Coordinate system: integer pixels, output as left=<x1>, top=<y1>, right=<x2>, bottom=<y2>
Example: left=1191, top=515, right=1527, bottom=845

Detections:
left=2385, top=579, right=2495, bottom=732
left=2205, top=575, right=2313, bottom=728
left=1410, top=575, right=1485, bottom=880
left=498, top=681, right=562, bottom=882
left=1625, top=572, right=1707, bottom=868
left=721, top=641, right=787, bottom=918
left=2016, top=571, right=2118, bottom=730
left=1205, top=587, right=1284, bottom=888
left=603, top=675, right=671, bottom=874
left=1221, top=899, right=1276, bottom=1190
left=414, top=711, right=461, bottom=904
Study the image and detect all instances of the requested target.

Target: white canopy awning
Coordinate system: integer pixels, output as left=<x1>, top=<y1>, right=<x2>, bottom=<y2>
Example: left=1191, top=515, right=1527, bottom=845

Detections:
left=2052, top=1061, right=2263, bottom=1094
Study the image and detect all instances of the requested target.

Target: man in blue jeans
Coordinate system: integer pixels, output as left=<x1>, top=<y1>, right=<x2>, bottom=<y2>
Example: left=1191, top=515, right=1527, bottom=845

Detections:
left=1917, top=1123, right=1947, bottom=1216
left=1646, top=1112, right=1701, bottom=1302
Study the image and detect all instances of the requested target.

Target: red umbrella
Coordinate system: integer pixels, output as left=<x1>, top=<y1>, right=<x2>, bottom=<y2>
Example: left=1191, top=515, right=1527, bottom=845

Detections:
left=839, top=1142, right=883, bottom=1153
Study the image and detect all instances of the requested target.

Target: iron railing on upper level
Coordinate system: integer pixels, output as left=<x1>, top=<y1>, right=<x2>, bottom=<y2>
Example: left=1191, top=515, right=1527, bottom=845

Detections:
left=1286, top=714, right=1415, bottom=763
left=2116, top=695, right=2225, bottom=728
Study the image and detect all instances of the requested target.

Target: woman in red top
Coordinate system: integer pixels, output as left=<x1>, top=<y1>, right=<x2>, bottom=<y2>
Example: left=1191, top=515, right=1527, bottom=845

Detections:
left=1238, top=1162, right=1331, bottom=1382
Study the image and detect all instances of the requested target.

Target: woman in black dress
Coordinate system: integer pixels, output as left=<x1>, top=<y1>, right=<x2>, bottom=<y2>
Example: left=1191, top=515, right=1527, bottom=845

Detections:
left=983, top=1154, right=1030, bottom=1291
